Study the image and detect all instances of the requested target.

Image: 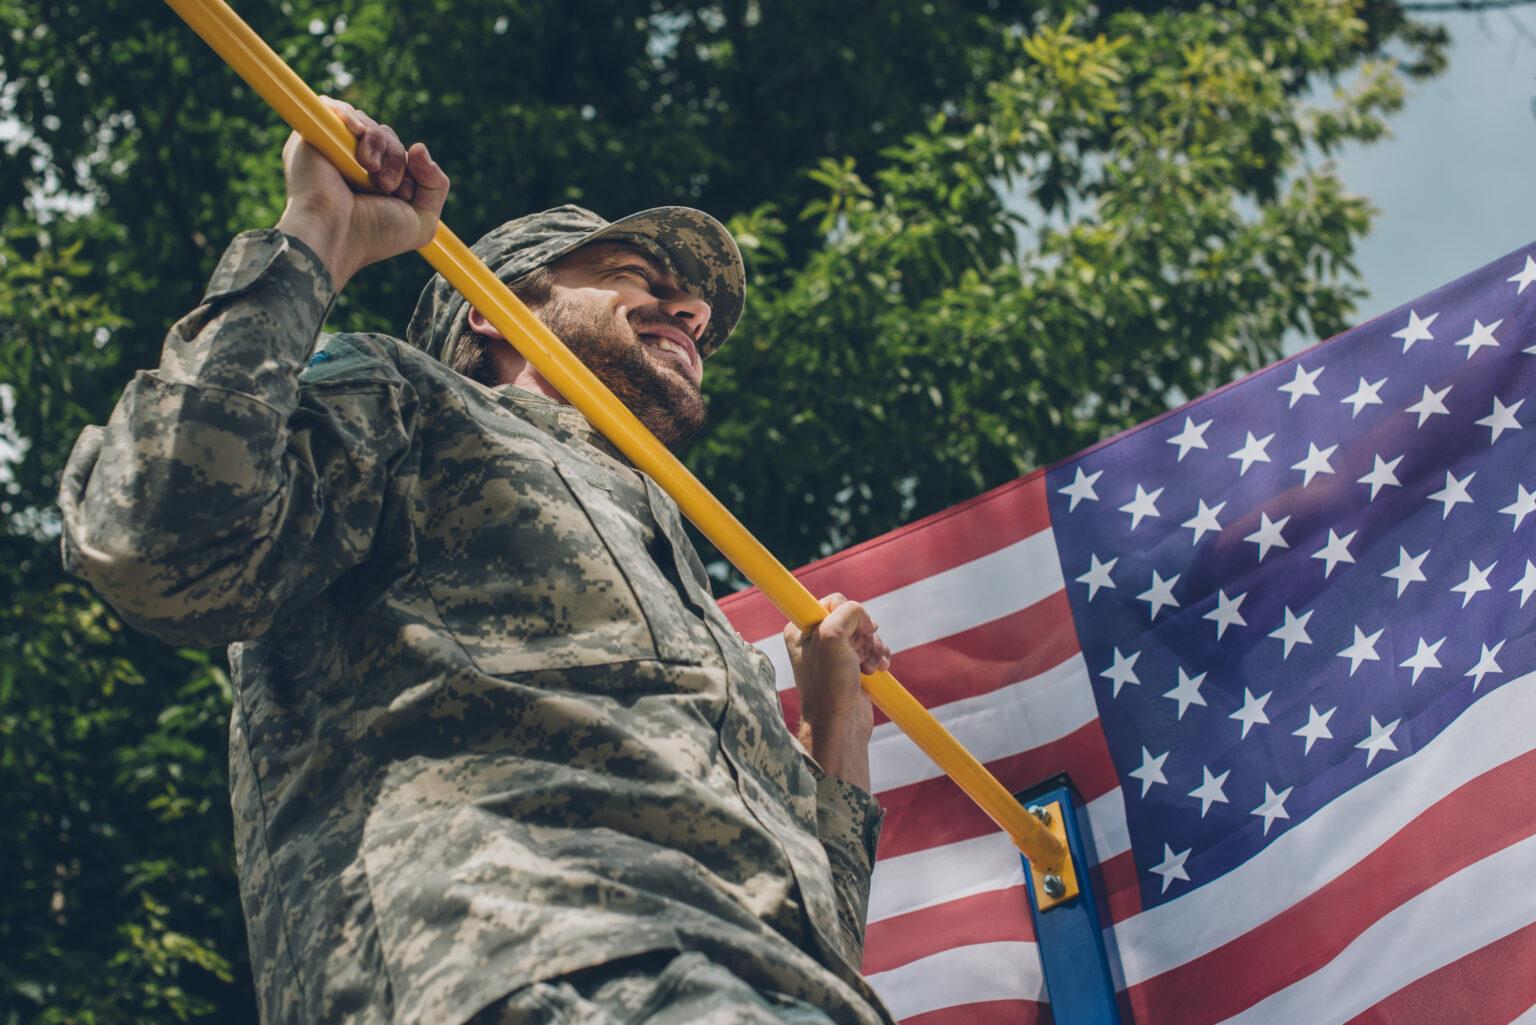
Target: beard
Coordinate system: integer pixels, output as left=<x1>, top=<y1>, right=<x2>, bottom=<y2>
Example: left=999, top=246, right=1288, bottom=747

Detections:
left=534, top=295, right=708, bottom=451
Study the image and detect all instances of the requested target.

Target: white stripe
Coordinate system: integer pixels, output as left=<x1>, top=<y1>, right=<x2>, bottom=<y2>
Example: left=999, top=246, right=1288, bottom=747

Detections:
left=750, top=530, right=1064, bottom=689
left=868, top=833, right=1026, bottom=923
left=865, top=941, right=1045, bottom=1020
left=865, top=788, right=1130, bottom=924
left=1116, top=668, right=1536, bottom=986
left=869, top=655, right=1094, bottom=791
left=1215, top=832, right=1536, bottom=1025
left=1082, top=787, right=1131, bottom=864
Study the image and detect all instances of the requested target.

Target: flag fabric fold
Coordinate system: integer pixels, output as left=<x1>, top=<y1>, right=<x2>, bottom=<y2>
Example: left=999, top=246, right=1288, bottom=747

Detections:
left=720, top=242, right=1536, bottom=1025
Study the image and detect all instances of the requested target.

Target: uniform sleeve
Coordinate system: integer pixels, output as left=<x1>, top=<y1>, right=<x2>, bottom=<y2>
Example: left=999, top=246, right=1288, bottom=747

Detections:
left=805, top=755, right=885, bottom=965
left=58, top=229, right=413, bottom=647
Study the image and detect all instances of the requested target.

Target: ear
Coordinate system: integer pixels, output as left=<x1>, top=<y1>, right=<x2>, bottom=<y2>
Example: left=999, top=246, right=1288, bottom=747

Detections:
left=467, top=307, right=507, bottom=340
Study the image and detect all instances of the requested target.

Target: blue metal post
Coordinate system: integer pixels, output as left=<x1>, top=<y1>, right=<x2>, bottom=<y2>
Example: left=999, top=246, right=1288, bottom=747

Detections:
left=1017, top=774, right=1124, bottom=1024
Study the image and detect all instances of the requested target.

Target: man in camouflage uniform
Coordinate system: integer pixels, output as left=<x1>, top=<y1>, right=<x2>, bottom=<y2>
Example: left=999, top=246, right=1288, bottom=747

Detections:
left=59, top=101, right=901, bottom=1025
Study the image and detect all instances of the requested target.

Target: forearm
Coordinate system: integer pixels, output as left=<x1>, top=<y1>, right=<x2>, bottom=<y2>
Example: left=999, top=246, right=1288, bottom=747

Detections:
left=157, top=229, right=335, bottom=398
left=801, top=738, right=885, bottom=965
left=797, top=712, right=873, bottom=794
left=58, top=231, right=399, bottom=645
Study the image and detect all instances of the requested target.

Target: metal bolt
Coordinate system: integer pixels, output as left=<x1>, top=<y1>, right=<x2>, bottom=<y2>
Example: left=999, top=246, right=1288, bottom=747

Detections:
left=1029, top=805, right=1052, bottom=826
left=1042, top=873, right=1067, bottom=899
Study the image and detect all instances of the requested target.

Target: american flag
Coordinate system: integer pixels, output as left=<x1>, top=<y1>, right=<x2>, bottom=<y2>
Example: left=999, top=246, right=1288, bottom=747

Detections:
left=719, top=242, right=1536, bottom=1024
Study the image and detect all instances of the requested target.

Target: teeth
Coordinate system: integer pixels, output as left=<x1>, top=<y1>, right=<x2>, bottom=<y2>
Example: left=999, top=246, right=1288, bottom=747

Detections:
left=646, top=336, right=686, bottom=361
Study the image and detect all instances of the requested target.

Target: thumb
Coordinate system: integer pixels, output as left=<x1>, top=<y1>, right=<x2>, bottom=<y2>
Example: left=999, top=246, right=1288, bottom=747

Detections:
left=406, top=143, right=450, bottom=234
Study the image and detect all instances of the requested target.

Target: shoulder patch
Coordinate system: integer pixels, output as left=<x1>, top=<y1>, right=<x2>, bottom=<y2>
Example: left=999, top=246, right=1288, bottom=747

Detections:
left=299, top=333, right=400, bottom=386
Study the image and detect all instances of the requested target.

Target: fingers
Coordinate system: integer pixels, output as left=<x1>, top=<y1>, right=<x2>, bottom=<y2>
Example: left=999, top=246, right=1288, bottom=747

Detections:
left=318, top=96, right=415, bottom=197
left=814, top=595, right=891, bottom=675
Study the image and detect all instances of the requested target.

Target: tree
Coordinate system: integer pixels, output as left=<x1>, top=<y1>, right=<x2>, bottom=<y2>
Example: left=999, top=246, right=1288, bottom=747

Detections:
left=694, top=2, right=1444, bottom=571
left=0, top=2, right=1446, bottom=1021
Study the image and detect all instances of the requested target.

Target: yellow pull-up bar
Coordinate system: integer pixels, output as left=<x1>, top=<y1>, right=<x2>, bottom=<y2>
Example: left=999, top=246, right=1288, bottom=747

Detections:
left=163, top=0, right=1075, bottom=899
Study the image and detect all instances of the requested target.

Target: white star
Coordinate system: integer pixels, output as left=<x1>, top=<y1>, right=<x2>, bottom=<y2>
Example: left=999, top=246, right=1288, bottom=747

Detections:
left=1357, top=716, right=1401, bottom=767
left=1400, top=636, right=1445, bottom=685
left=1381, top=546, right=1430, bottom=598
left=1128, top=747, right=1169, bottom=797
left=1166, top=417, right=1213, bottom=461
left=1405, top=384, right=1452, bottom=428
left=1466, top=640, right=1506, bottom=691
left=1357, top=453, right=1404, bottom=501
left=1269, top=607, right=1314, bottom=659
left=1188, top=766, right=1231, bottom=817
left=1120, top=484, right=1165, bottom=531
left=1500, top=485, right=1536, bottom=530
left=1244, top=512, right=1291, bottom=562
left=1137, top=569, right=1181, bottom=621
left=1229, top=688, right=1272, bottom=739
left=1392, top=309, right=1438, bottom=352
left=1454, top=318, right=1503, bottom=359
left=1291, top=442, right=1338, bottom=487
left=1076, top=553, right=1118, bottom=600
left=1510, top=255, right=1536, bottom=294
left=1427, top=470, right=1475, bottom=519
left=1101, top=647, right=1142, bottom=698
left=1162, top=666, right=1207, bottom=720
left=1150, top=843, right=1191, bottom=893
left=1311, top=528, right=1357, bottom=578
left=1181, top=499, right=1226, bottom=545
left=1293, top=704, right=1335, bottom=755
left=1510, top=560, right=1536, bottom=608
left=1250, top=783, right=1294, bottom=836
left=1228, top=431, right=1275, bottom=476
left=1058, top=467, right=1102, bottom=511
left=1340, top=376, right=1387, bottom=418
left=1203, top=589, right=1248, bottom=640
left=1337, top=625, right=1385, bottom=677
left=1277, top=364, right=1324, bottom=408
left=1476, top=396, right=1524, bottom=444
left=1450, top=560, right=1497, bottom=608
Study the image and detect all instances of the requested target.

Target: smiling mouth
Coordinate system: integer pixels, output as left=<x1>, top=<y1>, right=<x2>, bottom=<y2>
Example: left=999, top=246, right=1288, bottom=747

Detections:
left=637, top=332, right=696, bottom=377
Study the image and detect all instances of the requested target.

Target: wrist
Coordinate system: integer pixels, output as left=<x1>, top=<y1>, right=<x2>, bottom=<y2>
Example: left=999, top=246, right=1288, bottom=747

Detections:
left=275, top=204, right=352, bottom=291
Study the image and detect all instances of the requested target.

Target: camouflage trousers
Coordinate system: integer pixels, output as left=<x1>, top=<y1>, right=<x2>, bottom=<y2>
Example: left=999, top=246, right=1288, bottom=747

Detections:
left=470, top=950, right=841, bottom=1025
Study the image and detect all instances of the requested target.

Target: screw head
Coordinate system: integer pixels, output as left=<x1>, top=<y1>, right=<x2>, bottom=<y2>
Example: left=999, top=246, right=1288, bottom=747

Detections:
left=1029, top=805, right=1052, bottom=826
left=1043, top=873, right=1067, bottom=899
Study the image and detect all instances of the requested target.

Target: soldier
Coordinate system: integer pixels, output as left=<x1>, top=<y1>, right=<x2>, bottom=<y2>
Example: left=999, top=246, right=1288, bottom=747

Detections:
left=59, top=99, right=900, bottom=1025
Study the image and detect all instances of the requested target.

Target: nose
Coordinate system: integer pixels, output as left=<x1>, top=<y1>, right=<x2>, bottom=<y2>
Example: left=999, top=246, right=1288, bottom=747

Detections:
left=660, top=292, right=712, bottom=343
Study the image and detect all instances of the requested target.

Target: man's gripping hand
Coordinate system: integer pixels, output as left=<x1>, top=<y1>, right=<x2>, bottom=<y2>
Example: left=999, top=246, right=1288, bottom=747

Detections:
left=275, top=97, right=449, bottom=291
left=783, top=594, right=893, bottom=793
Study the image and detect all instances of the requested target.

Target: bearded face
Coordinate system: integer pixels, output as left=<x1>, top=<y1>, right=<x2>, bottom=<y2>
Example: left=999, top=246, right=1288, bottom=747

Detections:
left=533, top=290, right=708, bottom=451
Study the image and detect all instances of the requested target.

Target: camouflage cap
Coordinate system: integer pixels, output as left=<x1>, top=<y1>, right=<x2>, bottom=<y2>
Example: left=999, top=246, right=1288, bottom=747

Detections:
left=405, top=204, right=745, bottom=369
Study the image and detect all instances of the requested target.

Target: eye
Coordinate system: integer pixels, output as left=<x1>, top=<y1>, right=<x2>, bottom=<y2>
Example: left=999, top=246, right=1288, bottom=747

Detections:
left=614, top=265, right=656, bottom=286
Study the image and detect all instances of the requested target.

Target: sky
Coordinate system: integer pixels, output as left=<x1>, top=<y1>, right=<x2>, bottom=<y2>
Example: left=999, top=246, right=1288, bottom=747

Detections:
left=1320, top=9, right=1536, bottom=341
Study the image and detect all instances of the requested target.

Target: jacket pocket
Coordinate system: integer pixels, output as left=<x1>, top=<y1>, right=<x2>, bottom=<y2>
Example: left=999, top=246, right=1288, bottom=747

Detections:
left=415, top=434, right=661, bottom=676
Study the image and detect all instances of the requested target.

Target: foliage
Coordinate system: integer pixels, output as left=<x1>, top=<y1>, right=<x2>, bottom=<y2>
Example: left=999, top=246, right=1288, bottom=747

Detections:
left=695, top=2, right=1436, bottom=565
left=0, top=1, right=1445, bottom=1021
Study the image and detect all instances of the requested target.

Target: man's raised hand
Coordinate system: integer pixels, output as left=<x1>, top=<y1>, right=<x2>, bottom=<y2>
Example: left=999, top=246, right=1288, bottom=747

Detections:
left=275, top=97, right=449, bottom=290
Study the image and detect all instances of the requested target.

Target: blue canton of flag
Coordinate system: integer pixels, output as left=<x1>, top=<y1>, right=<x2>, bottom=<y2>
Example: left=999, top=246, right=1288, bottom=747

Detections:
left=1048, top=245, right=1536, bottom=912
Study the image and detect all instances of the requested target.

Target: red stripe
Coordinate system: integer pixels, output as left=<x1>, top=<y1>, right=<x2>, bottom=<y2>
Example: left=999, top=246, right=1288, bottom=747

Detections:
left=875, top=722, right=1120, bottom=860
left=1097, top=849, right=1143, bottom=922
left=1124, top=749, right=1536, bottom=1025
left=775, top=588, right=1080, bottom=728
left=720, top=474, right=1051, bottom=642
left=1343, top=919, right=1536, bottom=1025
left=899, top=999, right=1051, bottom=1025
left=862, top=888, right=1036, bottom=975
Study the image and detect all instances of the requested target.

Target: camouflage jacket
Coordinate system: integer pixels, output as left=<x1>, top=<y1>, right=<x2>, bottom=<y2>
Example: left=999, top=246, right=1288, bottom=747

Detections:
left=58, top=230, right=894, bottom=1025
